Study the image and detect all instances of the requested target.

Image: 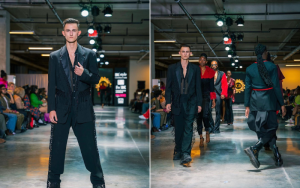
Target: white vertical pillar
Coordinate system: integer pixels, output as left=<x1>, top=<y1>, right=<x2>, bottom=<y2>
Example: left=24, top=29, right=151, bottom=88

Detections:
left=150, top=23, right=155, bottom=84
left=0, top=10, right=10, bottom=74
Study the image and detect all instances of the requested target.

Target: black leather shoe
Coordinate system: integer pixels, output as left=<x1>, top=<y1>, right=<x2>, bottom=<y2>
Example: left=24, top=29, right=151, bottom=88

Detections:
left=180, top=153, right=192, bottom=165
left=47, top=181, right=60, bottom=188
left=93, top=184, right=105, bottom=188
left=214, top=129, right=220, bottom=133
left=271, top=145, right=283, bottom=167
left=173, top=151, right=182, bottom=160
left=244, top=139, right=264, bottom=169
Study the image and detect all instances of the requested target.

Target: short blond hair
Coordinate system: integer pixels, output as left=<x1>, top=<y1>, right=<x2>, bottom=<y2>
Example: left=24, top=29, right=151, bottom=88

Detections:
left=8, top=82, right=14, bottom=87
left=14, top=87, right=25, bottom=98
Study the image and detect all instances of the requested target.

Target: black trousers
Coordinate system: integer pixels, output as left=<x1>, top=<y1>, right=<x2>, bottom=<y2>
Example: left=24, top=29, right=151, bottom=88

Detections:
left=209, top=94, right=222, bottom=132
left=225, top=98, right=234, bottom=123
left=197, top=96, right=212, bottom=135
left=47, top=108, right=104, bottom=185
left=174, top=103, right=196, bottom=155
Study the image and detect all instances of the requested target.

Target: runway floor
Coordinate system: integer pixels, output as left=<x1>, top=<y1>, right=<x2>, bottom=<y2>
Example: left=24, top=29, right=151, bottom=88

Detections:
left=151, top=105, right=300, bottom=188
left=0, top=106, right=149, bottom=188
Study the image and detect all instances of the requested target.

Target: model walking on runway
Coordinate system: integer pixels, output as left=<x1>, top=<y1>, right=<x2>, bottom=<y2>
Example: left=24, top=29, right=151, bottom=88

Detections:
left=244, top=44, right=286, bottom=169
left=165, top=44, right=202, bottom=166
left=47, top=18, right=105, bottom=188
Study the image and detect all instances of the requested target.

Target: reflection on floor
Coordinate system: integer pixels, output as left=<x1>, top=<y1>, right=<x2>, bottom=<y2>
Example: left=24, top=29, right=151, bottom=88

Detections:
left=151, top=104, right=300, bottom=188
left=0, top=106, right=149, bottom=188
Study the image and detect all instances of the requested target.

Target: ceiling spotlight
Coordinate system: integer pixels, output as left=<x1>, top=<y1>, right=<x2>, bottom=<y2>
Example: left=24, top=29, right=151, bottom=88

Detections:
left=92, top=45, right=98, bottom=52
left=237, top=33, right=244, bottom=41
left=100, top=62, right=104, bottom=65
left=89, top=38, right=96, bottom=45
left=231, top=63, right=235, bottom=66
left=96, top=25, right=103, bottom=34
left=96, top=38, right=102, bottom=45
left=97, top=58, right=100, bottom=62
left=226, top=17, right=233, bottom=26
left=235, top=66, right=238, bottom=69
left=103, top=5, right=113, bottom=17
left=216, top=18, right=224, bottom=27
left=88, top=26, right=94, bottom=34
left=232, top=52, right=237, bottom=57
left=231, top=44, right=236, bottom=51
left=228, top=53, right=232, bottom=58
left=235, top=58, right=239, bottom=63
left=225, top=45, right=230, bottom=51
left=223, top=34, right=229, bottom=41
left=105, top=61, right=109, bottom=65
left=104, top=25, right=111, bottom=33
left=100, top=53, right=105, bottom=58
left=91, top=6, right=100, bottom=17
left=231, top=34, right=236, bottom=41
left=81, top=7, right=89, bottom=17
left=236, top=16, right=244, bottom=26
left=240, top=66, right=243, bottom=68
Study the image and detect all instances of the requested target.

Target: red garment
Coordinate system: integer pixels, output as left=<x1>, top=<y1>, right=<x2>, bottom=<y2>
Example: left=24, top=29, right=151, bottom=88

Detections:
left=143, top=109, right=150, bottom=119
left=200, top=66, right=216, bottom=100
left=0, top=78, right=8, bottom=88
left=226, top=78, right=235, bottom=103
left=221, top=73, right=228, bottom=97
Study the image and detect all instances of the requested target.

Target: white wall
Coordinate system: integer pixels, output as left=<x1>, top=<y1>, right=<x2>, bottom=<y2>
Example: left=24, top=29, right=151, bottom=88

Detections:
left=129, top=59, right=149, bottom=103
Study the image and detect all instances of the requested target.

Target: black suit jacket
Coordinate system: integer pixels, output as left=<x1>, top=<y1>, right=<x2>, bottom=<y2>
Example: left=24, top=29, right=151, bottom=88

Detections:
left=165, top=62, right=202, bottom=115
left=48, top=44, right=100, bottom=124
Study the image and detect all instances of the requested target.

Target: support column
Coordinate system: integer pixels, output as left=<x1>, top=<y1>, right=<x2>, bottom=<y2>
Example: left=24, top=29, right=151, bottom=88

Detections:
left=0, top=10, right=10, bottom=74
left=151, top=23, right=155, bottom=84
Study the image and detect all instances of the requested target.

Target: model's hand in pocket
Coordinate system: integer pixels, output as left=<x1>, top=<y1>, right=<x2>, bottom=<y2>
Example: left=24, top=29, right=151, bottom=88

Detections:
left=50, top=110, right=58, bottom=124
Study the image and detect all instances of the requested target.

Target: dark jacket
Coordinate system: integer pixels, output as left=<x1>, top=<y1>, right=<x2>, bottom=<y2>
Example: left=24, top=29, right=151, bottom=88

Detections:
left=244, top=61, right=284, bottom=111
left=48, top=44, right=100, bottom=124
left=165, top=62, right=202, bottom=115
left=214, top=70, right=228, bottom=97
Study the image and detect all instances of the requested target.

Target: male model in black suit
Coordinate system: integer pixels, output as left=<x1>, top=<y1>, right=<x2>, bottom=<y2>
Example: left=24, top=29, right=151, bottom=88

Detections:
left=209, top=60, right=228, bottom=133
left=47, top=18, right=105, bottom=188
left=165, top=44, right=202, bottom=166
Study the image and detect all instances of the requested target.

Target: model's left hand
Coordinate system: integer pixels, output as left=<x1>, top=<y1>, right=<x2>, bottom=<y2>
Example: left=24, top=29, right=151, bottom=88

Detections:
left=75, top=62, right=84, bottom=76
left=211, top=99, right=216, bottom=109
left=198, top=106, right=202, bottom=113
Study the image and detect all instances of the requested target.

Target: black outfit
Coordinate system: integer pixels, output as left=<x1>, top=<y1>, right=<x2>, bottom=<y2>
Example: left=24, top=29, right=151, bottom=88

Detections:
left=47, top=44, right=104, bottom=187
left=245, top=61, right=284, bottom=148
left=197, top=66, right=215, bottom=135
left=166, top=62, right=202, bottom=155
left=225, top=98, right=233, bottom=123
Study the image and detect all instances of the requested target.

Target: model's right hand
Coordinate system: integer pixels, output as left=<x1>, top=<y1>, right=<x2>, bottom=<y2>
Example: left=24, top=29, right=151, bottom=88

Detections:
left=281, top=106, right=286, bottom=118
left=50, top=110, right=58, bottom=124
left=221, top=95, right=225, bottom=99
left=166, top=104, right=171, bottom=113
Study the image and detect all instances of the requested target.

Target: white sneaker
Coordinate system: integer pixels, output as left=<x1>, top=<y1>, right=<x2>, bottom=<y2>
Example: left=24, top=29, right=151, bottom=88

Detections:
left=285, top=124, right=294, bottom=127
left=289, top=119, right=295, bottom=124
left=139, top=115, right=147, bottom=120
left=285, top=118, right=291, bottom=123
left=38, top=119, right=44, bottom=124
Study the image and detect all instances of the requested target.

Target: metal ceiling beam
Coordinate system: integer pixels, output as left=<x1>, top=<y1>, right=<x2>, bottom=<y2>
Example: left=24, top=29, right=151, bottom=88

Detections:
left=155, top=61, right=169, bottom=68
left=10, top=54, right=48, bottom=72
left=11, top=50, right=149, bottom=54
left=10, top=20, right=149, bottom=25
left=283, top=45, right=300, bottom=60
left=0, top=1, right=149, bottom=5
left=45, top=0, right=63, bottom=25
left=137, top=52, right=149, bottom=63
left=277, top=21, right=300, bottom=51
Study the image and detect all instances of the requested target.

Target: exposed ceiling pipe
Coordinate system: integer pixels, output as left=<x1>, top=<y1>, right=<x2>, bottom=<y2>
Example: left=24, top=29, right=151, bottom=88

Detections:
left=10, top=20, right=149, bottom=25
left=10, top=42, right=149, bottom=46
left=0, top=1, right=149, bottom=5
left=137, top=52, right=149, bottom=63
left=175, top=0, right=222, bottom=64
left=151, top=12, right=300, bottom=17
left=45, top=0, right=63, bottom=25
left=10, top=54, right=48, bottom=72
left=155, top=61, right=169, bottom=68
left=157, top=56, right=257, bottom=60
left=11, top=50, right=149, bottom=54
left=283, top=45, right=300, bottom=60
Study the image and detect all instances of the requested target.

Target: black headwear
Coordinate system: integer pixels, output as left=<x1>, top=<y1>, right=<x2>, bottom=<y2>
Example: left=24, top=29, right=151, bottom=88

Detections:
left=1, top=70, right=7, bottom=78
left=255, top=44, right=273, bottom=87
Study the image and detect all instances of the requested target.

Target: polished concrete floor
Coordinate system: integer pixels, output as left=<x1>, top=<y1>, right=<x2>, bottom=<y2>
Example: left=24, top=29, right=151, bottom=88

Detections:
left=151, top=104, right=300, bottom=188
left=0, top=106, right=149, bottom=188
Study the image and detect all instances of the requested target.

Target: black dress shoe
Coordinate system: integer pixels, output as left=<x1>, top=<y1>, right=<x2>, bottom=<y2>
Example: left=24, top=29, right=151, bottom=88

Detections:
left=47, top=181, right=60, bottom=188
left=173, top=151, right=182, bottom=160
left=93, top=184, right=105, bottom=188
left=271, top=145, right=283, bottom=167
left=20, top=128, right=27, bottom=133
left=214, top=129, right=220, bottom=133
left=244, top=139, right=264, bottom=169
left=180, top=153, right=192, bottom=165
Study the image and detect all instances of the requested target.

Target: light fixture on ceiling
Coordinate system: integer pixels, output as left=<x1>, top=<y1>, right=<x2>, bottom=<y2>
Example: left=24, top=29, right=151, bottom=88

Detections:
left=89, top=38, right=96, bottom=45
left=103, top=5, right=113, bottom=17
left=97, top=58, right=100, bottom=62
left=231, top=33, right=236, bottom=41
left=96, top=25, right=103, bottom=34
left=81, top=7, right=89, bottom=17
left=231, top=63, right=235, bottom=66
left=236, top=16, right=244, bottom=26
left=216, top=17, right=224, bottom=27
left=235, top=66, right=238, bottom=69
left=88, top=26, right=94, bottom=34
left=286, top=65, right=300, bottom=66
left=223, top=34, right=229, bottom=42
left=154, top=39, right=176, bottom=43
left=100, top=53, right=105, bottom=58
left=226, top=17, right=233, bottom=26
left=240, top=66, right=243, bottom=68
left=28, top=47, right=53, bottom=50
left=225, top=45, right=230, bottom=51
left=91, top=6, right=100, bottom=17
left=237, top=33, right=244, bottom=41
left=232, top=52, right=237, bottom=57
left=228, top=51, right=233, bottom=58
left=105, top=61, right=109, bottom=65
left=97, top=45, right=102, bottom=51
left=92, top=45, right=97, bottom=52
left=100, top=62, right=104, bottom=65
left=235, top=58, right=239, bottom=63
left=104, top=25, right=111, bottom=33
left=41, top=54, right=50, bottom=57
left=293, top=59, right=300, bottom=61
left=10, top=31, right=34, bottom=35
left=189, top=60, right=199, bottom=63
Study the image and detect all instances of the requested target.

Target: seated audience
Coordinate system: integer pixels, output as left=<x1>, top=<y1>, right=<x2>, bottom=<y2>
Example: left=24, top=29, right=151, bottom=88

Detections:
left=151, top=90, right=167, bottom=130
